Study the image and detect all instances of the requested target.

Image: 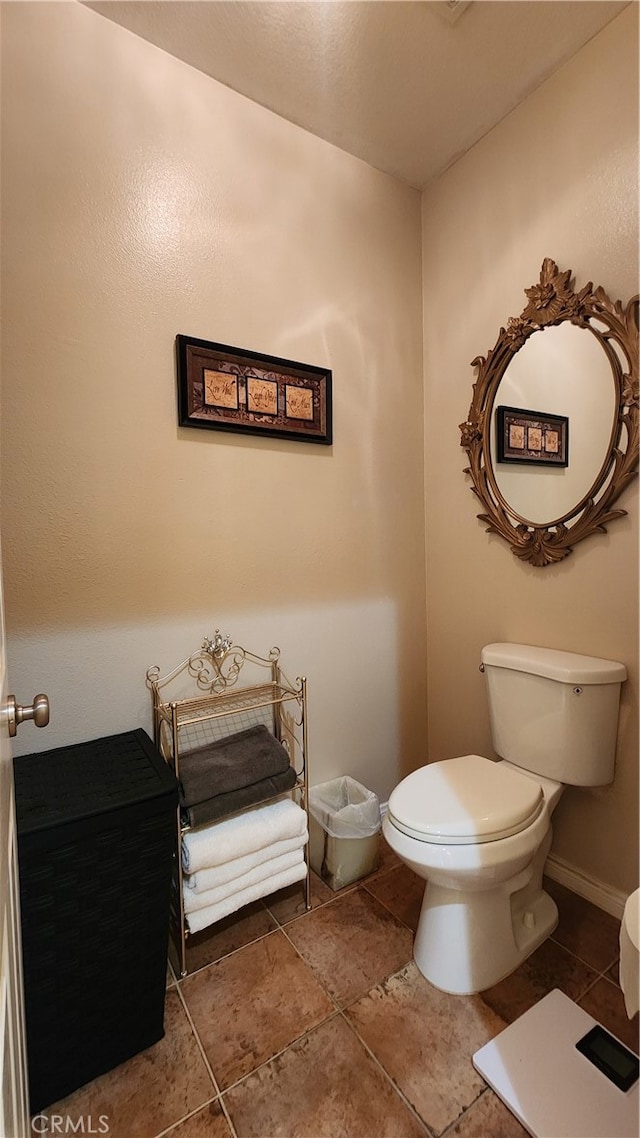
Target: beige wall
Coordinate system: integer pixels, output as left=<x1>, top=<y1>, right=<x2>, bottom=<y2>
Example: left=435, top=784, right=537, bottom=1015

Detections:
left=422, top=5, right=639, bottom=894
left=1, top=2, right=637, bottom=898
left=0, top=1, right=427, bottom=802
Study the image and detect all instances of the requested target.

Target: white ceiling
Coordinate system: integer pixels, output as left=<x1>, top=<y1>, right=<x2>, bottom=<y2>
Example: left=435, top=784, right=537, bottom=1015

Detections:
left=85, top=1, right=629, bottom=188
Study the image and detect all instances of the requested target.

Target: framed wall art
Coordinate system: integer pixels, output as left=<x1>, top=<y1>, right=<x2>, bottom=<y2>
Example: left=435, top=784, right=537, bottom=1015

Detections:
left=177, top=335, right=332, bottom=445
left=496, top=405, right=569, bottom=467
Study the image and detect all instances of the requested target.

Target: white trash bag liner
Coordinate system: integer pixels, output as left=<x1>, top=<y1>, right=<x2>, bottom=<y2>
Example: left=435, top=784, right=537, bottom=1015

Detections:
left=309, top=776, right=381, bottom=840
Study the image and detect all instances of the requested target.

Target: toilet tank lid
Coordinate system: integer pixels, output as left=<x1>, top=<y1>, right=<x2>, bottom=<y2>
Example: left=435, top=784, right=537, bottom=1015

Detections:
left=481, top=643, right=627, bottom=685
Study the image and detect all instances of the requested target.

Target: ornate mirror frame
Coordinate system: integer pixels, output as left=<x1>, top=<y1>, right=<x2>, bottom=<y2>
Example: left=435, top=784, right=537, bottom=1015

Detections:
left=459, top=259, right=639, bottom=566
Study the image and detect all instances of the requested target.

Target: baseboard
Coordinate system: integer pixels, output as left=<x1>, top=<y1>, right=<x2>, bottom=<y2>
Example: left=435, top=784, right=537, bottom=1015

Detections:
left=544, top=853, right=628, bottom=920
left=380, top=800, right=627, bottom=919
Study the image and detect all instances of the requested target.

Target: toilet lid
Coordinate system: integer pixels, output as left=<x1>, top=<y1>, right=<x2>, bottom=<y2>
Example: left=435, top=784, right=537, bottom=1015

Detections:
left=387, top=755, right=544, bottom=844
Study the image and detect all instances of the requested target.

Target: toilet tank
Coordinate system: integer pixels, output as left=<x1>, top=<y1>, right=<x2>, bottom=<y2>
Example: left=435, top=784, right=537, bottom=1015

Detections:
left=481, top=643, right=627, bottom=786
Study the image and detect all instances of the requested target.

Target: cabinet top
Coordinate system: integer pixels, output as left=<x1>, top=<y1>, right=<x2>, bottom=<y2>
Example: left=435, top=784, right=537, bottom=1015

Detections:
left=13, top=728, right=178, bottom=835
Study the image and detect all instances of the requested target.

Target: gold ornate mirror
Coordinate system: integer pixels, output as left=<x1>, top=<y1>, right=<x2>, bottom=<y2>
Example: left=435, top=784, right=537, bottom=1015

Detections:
left=459, top=259, right=638, bottom=566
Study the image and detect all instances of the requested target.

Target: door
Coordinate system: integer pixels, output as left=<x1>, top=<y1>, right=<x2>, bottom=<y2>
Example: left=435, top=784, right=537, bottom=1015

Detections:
left=0, top=540, right=49, bottom=1136
left=0, top=534, right=29, bottom=1137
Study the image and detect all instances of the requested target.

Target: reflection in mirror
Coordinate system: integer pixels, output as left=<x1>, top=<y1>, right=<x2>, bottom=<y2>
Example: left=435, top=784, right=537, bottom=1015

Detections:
left=460, top=259, right=638, bottom=566
left=492, top=323, right=616, bottom=525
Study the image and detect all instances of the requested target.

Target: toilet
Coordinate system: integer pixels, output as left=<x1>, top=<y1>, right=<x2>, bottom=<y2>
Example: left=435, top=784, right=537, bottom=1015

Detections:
left=383, top=643, right=626, bottom=996
left=620, top=888, right=639, bottom=1020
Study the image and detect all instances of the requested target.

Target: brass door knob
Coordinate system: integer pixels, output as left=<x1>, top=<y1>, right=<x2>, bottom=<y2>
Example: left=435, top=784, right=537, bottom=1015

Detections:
left=5, top=694, right=50, bottom=737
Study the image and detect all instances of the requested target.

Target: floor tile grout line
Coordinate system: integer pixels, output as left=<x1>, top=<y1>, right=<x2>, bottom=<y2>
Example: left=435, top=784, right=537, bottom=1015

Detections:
left=245, top=941, right=432, bottom=1129
left=438, top=1086, right=493, bottom=1138
left=172, top=981, right=240, bottom=1138
left=542, top=928, right=619, bottom=983
left=276, top=920, right=344, bottom=1015
left=599, top=962, right=623, bottom=985
left=179, top=912, right=347, bottom=1105
left=267, top=879, right=360, bottom=924
left=548, top=932, right=621, bottom=980
left=216, top=996, right=437, bottom=1136
left=360, top=881, right=419, bottom=933
left=599, top=955, right=621, bottom=981
left=178, top=921, right=279, bottom=981
left=576, top=965, right=630, bottom=1011
left=176, top=913, right=348, bottom=1116
left=218, top=1094, right=241, bottom=1138
left=576, top=972, right=606, bottom=1007
left=336, top=1005, right=436, bottom=1138
left=210, top=929, right=417, bottom=1103
left=355, top=879, right=422, bottom=936
left=218, top=1008, right=345, bottom=1097
left=263, top=856, right=401, bottom=927
left=152, top=1094, right=219, bottom=1138
left=179, top=917, right=336, bottom=993
left=277, top=908, right=417, bottom=1020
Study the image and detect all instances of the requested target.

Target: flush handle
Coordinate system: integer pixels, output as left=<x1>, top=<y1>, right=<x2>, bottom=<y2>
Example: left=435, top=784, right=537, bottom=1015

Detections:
left=5, top=694, right=50, bottom=737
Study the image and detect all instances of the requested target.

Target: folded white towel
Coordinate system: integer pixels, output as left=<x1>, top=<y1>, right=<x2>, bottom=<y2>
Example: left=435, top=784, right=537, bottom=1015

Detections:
left=186, top=859, right=307, bottom=934
left=184, top=848, right=305, bottom=913
left=185, top=830, right=308, bottom=894
left=181, top=797, right=307, bottom=874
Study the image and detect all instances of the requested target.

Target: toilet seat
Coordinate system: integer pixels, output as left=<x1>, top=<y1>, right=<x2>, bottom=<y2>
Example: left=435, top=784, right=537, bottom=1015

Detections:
left=387, top=754, right=544, bottom=845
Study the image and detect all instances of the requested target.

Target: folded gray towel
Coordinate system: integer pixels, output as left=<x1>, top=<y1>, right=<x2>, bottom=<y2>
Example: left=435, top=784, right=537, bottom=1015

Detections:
left=179, top=724, right=291, bottom=807
left=183, top=765, right=298, bottom=828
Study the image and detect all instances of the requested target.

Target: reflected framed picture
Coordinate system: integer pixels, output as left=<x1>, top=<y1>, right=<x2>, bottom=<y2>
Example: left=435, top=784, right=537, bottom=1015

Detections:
left=177, top=335, right=332, bottom=445
left=496, top=405, right=569, bottom=467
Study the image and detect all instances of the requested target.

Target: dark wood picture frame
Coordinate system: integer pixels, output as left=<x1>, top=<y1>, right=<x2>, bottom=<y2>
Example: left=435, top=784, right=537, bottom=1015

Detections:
left=177, top=335, right=332, bottom=445
left=496, top=405, right=569, bottom=467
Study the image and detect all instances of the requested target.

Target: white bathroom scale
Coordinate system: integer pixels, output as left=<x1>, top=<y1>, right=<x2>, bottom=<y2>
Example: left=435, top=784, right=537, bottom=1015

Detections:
left=473, top=988, right=639, bottom=1137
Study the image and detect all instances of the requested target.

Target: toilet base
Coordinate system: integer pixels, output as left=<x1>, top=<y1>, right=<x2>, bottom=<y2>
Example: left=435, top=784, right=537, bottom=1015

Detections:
left=413, top=879, right=558, bottom=995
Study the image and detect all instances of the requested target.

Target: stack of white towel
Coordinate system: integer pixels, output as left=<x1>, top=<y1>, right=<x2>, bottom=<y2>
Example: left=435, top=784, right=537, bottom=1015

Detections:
left=181, top=796, right=308, bottom=934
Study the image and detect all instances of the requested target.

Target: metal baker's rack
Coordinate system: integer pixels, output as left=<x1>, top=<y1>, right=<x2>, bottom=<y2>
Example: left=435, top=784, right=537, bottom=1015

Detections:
left=146, top=631, right=311, bottom=976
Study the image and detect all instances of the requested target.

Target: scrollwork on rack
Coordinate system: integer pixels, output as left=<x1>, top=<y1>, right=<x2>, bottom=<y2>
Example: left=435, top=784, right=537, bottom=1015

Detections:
left=146, top=631, right=282, bottom=697
left=188, top=632, right=246, bottom=694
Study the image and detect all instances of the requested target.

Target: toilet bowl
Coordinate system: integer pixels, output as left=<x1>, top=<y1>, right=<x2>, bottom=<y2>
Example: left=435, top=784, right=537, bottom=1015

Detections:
left=620, top=888, right=639, bottom=1019
left=384, top=755, right=563, bottom=995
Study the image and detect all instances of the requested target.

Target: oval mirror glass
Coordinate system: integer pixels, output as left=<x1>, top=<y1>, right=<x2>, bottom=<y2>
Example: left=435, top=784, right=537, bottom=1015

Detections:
left=491, top=323, right=616, bottom=525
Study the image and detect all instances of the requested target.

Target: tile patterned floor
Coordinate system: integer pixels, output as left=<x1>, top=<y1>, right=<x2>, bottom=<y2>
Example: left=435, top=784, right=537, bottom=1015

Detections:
left=36, top=841, right=638, bottom=1138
